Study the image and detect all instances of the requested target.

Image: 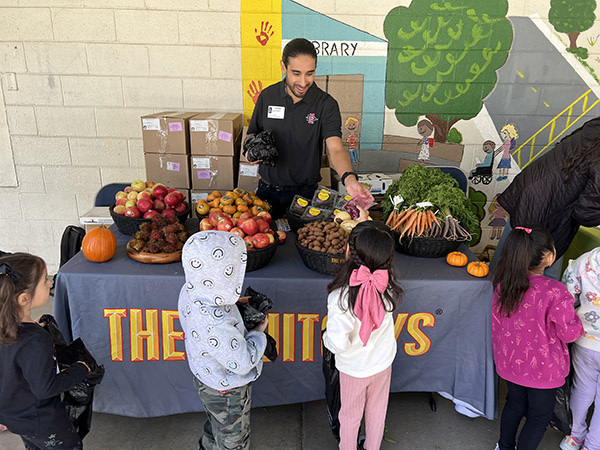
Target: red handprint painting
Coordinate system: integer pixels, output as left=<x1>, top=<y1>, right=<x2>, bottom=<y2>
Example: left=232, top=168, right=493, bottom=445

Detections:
left=247, top=80, right=263, bottom=104
left=255, top=21, right=274, bottom=46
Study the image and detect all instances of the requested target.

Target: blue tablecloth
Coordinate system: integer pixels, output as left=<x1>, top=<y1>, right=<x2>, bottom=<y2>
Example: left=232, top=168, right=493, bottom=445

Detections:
left=53, top=227, right=496, bottom=419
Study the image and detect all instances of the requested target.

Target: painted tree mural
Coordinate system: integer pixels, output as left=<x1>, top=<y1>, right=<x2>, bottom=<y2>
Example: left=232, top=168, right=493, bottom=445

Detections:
left=384, top=0, right=513, bottom=143
left=549, top=0, right=596, bottom=58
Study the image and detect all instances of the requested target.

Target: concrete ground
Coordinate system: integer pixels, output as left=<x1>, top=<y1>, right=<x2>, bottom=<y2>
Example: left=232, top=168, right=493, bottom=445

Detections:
left=0, top=291, right=565, bottom=449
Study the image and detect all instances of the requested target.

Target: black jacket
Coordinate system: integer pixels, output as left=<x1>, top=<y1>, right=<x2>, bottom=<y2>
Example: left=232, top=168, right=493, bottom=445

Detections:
left=498, top=117, right=600, bottom=258
left=0, top=322, right=88, bottom=436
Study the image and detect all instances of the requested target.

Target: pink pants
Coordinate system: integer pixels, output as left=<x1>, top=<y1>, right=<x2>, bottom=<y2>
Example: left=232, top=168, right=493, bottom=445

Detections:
left=339, top=366, right=392, bottom=450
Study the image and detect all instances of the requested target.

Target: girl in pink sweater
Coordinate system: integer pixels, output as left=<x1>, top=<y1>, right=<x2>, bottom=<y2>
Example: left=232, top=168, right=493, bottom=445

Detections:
left=492, top=225, right=583, bottom=450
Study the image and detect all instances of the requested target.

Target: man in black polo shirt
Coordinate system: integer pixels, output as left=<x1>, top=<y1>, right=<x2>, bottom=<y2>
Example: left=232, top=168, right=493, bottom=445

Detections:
left=247, top=38, right=372, bottom=218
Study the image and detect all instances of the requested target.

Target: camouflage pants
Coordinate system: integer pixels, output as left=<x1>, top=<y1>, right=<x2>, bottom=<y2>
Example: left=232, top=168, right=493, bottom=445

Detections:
left=194, top=377, right=252, bottom=450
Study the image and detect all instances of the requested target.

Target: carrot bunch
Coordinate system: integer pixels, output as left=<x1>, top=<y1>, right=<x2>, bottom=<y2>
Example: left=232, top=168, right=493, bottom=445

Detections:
left=385, top=207, right=440, bottom=239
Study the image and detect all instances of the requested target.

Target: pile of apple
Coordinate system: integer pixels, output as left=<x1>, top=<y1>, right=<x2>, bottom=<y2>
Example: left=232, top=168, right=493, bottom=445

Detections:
left=199, top=209, right=286, bottom=250
left=113, top=180, right=188, bottom=219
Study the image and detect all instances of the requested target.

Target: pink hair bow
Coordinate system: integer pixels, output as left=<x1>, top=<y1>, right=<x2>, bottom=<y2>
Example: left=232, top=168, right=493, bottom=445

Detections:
left=349, top=265, right=389, bottom=346
left=515, top=226, right=532, bottom=234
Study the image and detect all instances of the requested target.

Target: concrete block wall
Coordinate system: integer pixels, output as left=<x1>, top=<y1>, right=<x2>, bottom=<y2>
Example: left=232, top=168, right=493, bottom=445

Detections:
left=0, top=2, right=242, bottom=271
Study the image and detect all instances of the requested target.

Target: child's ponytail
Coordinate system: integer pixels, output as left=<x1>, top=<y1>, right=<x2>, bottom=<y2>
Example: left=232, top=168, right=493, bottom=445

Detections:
left=0, top=253, right=46, bottom=343
left=492, top=225, right=555, bottom=317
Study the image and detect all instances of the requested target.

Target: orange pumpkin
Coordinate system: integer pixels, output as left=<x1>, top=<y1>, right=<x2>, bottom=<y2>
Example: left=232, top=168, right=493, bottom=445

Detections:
left=467, top=261, right=489, bottom=277
left=446, top=251, right=468, bottom=267
left=82, top=226, right=117, bottom=263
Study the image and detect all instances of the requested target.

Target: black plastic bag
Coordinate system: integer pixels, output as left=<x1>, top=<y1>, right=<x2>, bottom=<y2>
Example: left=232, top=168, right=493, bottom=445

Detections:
left=322, top=329, right=341, bottom=443
left=39, top=315, right=104, bottom=439
left=550, top=374, right=573, bottom=435
left=243, top=130, right=278, bottom=167
left=236, top=287, right=278, bottom=361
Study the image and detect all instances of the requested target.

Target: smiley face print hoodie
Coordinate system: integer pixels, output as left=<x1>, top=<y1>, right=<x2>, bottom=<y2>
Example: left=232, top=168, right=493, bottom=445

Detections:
left=178, top=230, right=267, bottom=391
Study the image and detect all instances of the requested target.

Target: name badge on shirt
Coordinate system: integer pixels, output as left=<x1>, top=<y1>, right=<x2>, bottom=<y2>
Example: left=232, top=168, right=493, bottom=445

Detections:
left=267, top=106, right=285, bottom=119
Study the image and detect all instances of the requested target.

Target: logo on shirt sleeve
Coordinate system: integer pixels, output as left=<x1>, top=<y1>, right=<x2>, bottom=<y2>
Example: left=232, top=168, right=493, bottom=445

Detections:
left=306, top=113, right=318, bottom=125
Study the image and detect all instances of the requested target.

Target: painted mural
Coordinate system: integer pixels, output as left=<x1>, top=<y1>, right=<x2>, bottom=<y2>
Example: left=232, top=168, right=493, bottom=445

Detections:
left=239, top=0, right=600, bottom=258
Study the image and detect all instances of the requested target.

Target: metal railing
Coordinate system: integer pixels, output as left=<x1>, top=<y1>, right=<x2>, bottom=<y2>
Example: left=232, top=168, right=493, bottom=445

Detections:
left=512, top=89, right=600, bottom=169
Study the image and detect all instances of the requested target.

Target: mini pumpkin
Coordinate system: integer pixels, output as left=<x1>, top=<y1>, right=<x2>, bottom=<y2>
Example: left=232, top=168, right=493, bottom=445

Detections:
left=446, top=251, right=468, bottom=267
left=82, top=226, right=117, bottom=263
left=467, top=261, right=489, bottom=277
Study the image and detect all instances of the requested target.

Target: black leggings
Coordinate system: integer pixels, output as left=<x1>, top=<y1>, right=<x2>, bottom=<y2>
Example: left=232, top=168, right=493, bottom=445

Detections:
left=20, top=412, right=82, bottom=450
left=498, top=380, right=556, bottom=450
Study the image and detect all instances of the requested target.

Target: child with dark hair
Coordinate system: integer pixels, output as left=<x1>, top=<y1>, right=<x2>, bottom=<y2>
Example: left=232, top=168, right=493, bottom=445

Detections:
left=0, top=253, right=90, bottom=449
left=323, top=221, right=404, bottom=450
left=492, top=226, right=583, bottom=450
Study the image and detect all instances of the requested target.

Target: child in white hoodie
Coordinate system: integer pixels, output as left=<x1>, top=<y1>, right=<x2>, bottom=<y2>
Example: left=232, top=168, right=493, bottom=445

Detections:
left=178, top=231, right=267, bottom=450
left=323, top=222, right=403, bottom=450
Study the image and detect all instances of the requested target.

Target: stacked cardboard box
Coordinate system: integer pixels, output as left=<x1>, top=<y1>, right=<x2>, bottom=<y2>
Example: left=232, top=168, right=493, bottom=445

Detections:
left=189, top=112, right=243, bottom=201
left=142, top=112, right=195, bottom=192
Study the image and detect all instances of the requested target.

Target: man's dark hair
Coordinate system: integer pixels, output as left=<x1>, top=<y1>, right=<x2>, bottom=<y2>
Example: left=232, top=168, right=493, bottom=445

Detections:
left=282, top=38, right=317, bottom=67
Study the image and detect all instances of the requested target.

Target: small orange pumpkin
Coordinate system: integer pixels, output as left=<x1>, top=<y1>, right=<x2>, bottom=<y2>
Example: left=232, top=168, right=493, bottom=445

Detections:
left=467, top=261, right=489, bottom=277
left=446, top=251, right=468, bottom=267
left=82, top=226, right=117, bottom=263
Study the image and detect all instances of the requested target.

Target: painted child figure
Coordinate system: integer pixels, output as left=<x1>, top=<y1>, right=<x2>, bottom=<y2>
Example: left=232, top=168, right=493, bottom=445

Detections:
left=178, top=231, right=268, bottom=450
left=416, top=119, right=434, bottom=163
left=561, top=247, right=600, bottom=450
left=323, top=221, right=404, bottom=450
left=497, top=124, right=518, bottom=181
left=345, top=116, right=360, bottom=165
left=492, top=226, right=583, bottom=450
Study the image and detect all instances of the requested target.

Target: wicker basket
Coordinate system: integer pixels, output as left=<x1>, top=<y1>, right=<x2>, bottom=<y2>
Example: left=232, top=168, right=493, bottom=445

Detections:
left=295, top=240, right=346, bottom=275
left=397, top=235, right=462, bottom=258
left=246, top=231, right=279, bottom=272
left=109, top=204, right=189, bottom=236
left=286, top=207, right=309, bottom=233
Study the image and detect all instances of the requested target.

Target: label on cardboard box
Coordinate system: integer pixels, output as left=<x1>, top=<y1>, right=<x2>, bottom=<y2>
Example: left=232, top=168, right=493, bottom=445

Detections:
left=169, top=122, right=183, bottom=132
left=239, top=164, right=258, bottom=177
left=196, top=170, right=211, bottom=179
left=142, top=118, right=160, bottom=130
left=218, top=130, right=232, bottom=142
left=190, top=120, right=209, bottom=132
left=192, top=192, right=209, bottom=202
left=166, top=161, right=180, bottom=172
left=192, top=157, right=211, bottom=169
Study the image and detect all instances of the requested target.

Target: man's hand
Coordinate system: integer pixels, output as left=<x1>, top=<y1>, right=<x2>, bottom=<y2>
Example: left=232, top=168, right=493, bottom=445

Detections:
left=344, top=177, right=374, bottom=208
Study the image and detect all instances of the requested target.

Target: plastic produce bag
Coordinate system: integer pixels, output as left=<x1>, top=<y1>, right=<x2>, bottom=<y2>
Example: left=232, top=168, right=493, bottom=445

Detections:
left=243, top=130, right=278, bottom=167
left=550, top=375, right=573, bottom=435
left=322, top=329, right=341, bottom=443
left=39, top=315, right=104, bottom=439
left=236, top=287, right=278, bottom=361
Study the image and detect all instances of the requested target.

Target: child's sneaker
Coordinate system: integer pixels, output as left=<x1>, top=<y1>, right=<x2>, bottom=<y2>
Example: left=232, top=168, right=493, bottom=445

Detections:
left=560, top=435, right=585, bottom=450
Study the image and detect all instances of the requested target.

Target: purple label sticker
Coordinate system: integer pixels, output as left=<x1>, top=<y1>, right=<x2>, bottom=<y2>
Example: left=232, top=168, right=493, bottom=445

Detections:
left=169, top=122, right=183, bottom=132
left=218, top=131, right=232, bottom=142
left=197, top=170, right=211, bottom=179
left=166, top=162, right=180, bottom=172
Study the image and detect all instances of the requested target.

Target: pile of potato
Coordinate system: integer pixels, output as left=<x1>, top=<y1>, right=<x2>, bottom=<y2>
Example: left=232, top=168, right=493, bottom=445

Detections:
left=297, top=221, right=348, bottom=255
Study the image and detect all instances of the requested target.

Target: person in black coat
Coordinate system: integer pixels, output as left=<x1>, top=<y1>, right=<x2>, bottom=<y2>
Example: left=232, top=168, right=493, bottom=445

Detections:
left=491, top=116, right=600, bottom=279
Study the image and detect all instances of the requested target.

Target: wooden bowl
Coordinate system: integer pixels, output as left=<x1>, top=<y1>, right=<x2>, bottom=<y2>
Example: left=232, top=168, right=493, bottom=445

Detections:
left=126, top=241, right=182, bottom=264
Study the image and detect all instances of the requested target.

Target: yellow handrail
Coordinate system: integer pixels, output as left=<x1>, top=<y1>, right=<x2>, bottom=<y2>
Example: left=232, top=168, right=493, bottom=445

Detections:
left=512, top=89, right=600, bottom=169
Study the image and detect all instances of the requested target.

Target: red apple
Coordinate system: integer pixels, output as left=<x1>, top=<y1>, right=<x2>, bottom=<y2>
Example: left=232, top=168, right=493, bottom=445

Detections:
left=252, top=233, right=271, bottom=249
left=238, top=212, right=253, bottom=221
left=125, top=206, right=141, bottom=218
left=162, top=208, right=176, bottom=218
left=257, top=211, right=272, bottom=224
left=116, top=197, right=127, bottom=207
left=255, top=219, right=270, bottom=234
left=145, top=180, right=155, bottom=188
left=265, top=233, right=275, bottom=245
left=137, top=198, right=153, bottom=213
left=152, top=184, right=168, bottom=199
left=138, top=191, right=152, bottom=201
left=113, top=205, right=127, bottom=215
left=241, top=218, right=259, bottom=236
left=200, top=218, right=214, bottom=231
left=171, top=190, right=185, bottom=203
left=174, top=202, right=187, bottom=214
left=276, top=230, right=287, bottom=244
left=131, top=180, right=146, bottom=192
left=243, top=235, right=255, bottom=250
left=217, top=217, right=233, bottom=232
left=115, top=191, right=127, bottom=201
left=125, top=199, right=137, bottom=209
left=230, top=227, right=245, bottom=238
left=164, top=192, right=180, bottom=207
left=209, top=210, right=224, bottom=227
left=153, top=198, right=166, bottom=212
left=127, top=191, right=139, bottom=201
left=143, top=210, right=159, bottom=219
left=167, top=187, right=176, bottom=193
left=124, top=186, right=132, bottom=194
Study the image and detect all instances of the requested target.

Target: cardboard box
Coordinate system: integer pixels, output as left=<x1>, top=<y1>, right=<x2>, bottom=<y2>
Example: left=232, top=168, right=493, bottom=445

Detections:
left=190, top=112, right=243, bottom=156
left=144, top=153, right=191, bottom=189
left=80, top=206, right=114, bottom=232
left=237, top=162, right=260, bottom=192
left=190, top=155, right=237, bottom=191
left=141, top=112, right=197, bottom=155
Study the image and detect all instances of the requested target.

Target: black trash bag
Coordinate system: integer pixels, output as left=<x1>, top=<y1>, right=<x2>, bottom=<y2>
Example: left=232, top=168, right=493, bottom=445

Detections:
left=243, top=130, right=278, bottom=167
left=550, top=374, right=573, bottom=435
left=39, top=315, right=104, bottom=439
left=236, top=287, right=278, bottom=361
left=322, top=329, right=341, bottom=443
